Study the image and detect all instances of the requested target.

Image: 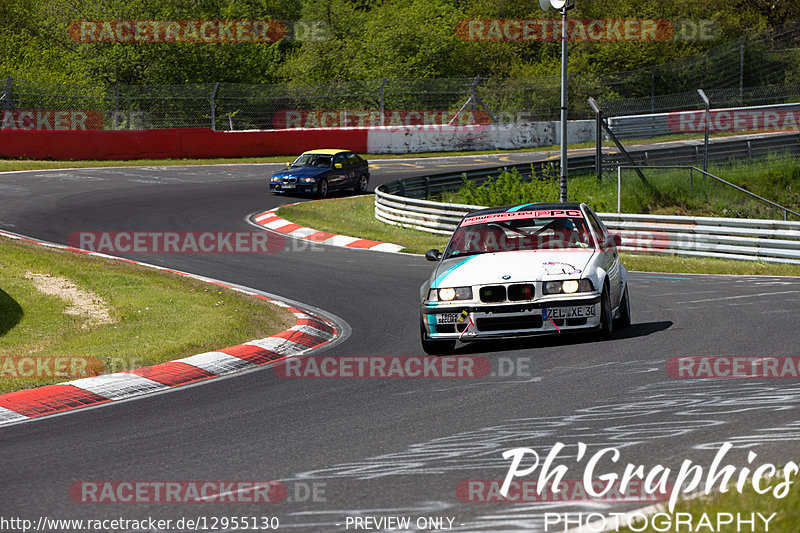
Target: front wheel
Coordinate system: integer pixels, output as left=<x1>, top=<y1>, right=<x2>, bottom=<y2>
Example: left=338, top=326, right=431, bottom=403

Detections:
left=316, top=179, right=328, bottom=199
left=597, top=288, right=613, bottom=339
left=420, top=319, right=455, bottom=355
left=614, top=286, right=631, bottom=328
left=353, top=174, right=369, bottom=194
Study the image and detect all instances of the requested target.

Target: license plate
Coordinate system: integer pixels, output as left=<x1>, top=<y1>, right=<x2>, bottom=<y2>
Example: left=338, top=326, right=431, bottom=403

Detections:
left=282, top=183, right=296, bottom=189
left=543, top=305, right=596, bottom=320
left=436, top=313, right=460, bottom=324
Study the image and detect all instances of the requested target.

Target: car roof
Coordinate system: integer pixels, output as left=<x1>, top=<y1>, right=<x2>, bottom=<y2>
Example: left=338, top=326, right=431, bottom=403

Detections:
left=301, top=149, right=352, bottom=155
left=464, top=202, right=585, bottom=219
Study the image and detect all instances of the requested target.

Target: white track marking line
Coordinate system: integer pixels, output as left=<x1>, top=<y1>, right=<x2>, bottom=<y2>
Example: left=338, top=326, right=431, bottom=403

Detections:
left=675, top=290, right=800, bottom=304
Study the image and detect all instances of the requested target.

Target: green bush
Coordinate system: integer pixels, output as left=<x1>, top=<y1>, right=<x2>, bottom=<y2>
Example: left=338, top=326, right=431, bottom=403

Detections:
left=456, top=167, right=560, bottom=207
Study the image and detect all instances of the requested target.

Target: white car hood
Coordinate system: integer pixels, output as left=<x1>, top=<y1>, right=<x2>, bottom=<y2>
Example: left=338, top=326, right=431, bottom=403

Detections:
left=431, top=250, right=595, bottom=288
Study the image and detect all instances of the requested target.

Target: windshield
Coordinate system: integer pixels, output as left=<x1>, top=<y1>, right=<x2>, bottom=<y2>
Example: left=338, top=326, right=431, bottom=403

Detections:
left=291, top=153, right=333, bottom=168
left=443, top=209, right=595, bottom=259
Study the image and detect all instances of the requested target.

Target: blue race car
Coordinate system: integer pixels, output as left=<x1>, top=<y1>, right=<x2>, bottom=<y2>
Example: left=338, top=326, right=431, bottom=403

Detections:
left=269, top=149, right=370, bottom=198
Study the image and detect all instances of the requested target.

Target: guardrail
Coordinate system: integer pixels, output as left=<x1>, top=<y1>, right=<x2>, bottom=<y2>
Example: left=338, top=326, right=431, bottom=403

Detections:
left=375, top=135, right=800, bottom=264
left=374, top=188, right=800, bottom=263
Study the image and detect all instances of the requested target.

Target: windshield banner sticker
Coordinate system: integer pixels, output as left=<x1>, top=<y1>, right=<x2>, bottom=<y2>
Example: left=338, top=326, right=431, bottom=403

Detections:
left=460, top=209, right=584, bottom=227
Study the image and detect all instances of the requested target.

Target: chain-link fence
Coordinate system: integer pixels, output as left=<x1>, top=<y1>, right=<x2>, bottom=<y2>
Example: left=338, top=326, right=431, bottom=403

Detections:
left=1, top=21, right=799, bottom=131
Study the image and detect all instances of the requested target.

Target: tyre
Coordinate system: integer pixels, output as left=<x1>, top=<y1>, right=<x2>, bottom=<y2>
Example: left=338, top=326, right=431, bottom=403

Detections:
left=614, top=286, right=631, bottom=328
left=420, top=318, right=455, bottom=355
left=353, top=174, right=369, bottom=194
left=598, top=287, right=613, bottom=339
left=316, top=178, right=328, bottom=199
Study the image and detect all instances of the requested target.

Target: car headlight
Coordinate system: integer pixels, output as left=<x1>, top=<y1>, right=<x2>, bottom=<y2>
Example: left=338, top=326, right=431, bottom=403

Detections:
left=431, top=287, right=472, bottom=302
left=270, top=176, right=281, bottom=182
left=562, top=280, right=580, bottom=294
left=543, top=279, right=594, bottom=295
left=299, top=177, right=316, bottom=183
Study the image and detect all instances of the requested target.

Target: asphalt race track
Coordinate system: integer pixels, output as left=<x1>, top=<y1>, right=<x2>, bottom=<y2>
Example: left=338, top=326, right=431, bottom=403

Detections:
left=1, top=154, right=800, bottom=532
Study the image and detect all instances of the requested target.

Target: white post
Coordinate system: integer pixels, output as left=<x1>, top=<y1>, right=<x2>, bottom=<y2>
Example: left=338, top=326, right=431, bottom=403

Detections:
left=617, top=166, right=622, bottom=214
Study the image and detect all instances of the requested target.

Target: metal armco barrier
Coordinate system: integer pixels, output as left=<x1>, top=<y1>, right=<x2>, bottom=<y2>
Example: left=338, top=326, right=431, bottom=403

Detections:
left=375, top=133, right=800, bottom=263
left=598, top=213, right=800, bottom=264
left=375, top=189, right=800, bottom=263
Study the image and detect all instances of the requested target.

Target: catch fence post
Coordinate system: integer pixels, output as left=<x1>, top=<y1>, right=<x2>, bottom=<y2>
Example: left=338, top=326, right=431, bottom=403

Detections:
left=211, top=82, right=219, bottom=131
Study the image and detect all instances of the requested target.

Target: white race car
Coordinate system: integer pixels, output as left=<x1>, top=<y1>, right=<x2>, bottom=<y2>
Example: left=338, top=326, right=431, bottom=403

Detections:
left=420, top=202, right=630, bottom=354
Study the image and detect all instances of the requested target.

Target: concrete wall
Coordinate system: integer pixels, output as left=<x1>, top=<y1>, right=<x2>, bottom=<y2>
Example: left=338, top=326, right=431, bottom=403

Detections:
left=366, top=120, right=595, bottom=154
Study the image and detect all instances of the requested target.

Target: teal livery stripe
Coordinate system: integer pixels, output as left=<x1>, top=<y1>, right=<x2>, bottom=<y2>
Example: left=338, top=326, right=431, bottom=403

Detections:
left=426, top=313, right=438, bottom=334
left=430, top=255, right=479, bottom=289
left=506, top=202, right=542, bottom=212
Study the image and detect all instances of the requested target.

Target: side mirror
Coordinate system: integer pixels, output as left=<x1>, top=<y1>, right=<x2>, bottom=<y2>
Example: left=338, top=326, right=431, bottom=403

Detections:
left=334, top=163, right=343, bottom=169
left=425, top=249, right=442, bottom=262
left=285, top=162, right=291, bottom=167
left=604, top=234, right=622, bottom=249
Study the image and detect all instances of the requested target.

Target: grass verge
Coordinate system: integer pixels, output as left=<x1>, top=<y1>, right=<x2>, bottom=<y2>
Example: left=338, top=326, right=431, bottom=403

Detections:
left=0, top=236, right=295, bottom=394
left=616, top=469, right=799, bottom=532
left=278, top=196, right=450, bottom=254
left=276, top=195, right=800, bottom=276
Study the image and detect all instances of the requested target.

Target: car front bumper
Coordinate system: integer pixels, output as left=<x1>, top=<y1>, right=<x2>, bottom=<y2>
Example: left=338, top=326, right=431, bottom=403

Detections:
left=421, top=293, right=602, bottom=341
left=269, top=182, right=317, bottom=193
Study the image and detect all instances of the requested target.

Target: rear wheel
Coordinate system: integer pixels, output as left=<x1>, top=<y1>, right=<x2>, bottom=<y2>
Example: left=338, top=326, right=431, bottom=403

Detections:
left=353, top=174, right=369, bottom=194
left=614, top=286, right=631, bottom=328
left=316, top=179, right=328, bottom=199
left=420, top=318, right=455, bottom=355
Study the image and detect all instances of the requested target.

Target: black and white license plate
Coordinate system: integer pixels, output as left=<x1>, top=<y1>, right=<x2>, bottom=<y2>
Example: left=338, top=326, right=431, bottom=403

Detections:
left=543, top=305, right=596, bottom=320
left=282, top=183, right=296, bottom=189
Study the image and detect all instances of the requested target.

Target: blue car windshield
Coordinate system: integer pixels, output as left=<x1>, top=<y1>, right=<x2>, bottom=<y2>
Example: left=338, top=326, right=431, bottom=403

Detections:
left=291, top=154, right=333, bottom=168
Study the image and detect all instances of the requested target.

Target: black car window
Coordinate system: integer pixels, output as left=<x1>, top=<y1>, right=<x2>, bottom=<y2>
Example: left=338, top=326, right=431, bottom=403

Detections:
left=346, top=154, right=360, bottom=167
left=332, top=154, right=347, bottom=166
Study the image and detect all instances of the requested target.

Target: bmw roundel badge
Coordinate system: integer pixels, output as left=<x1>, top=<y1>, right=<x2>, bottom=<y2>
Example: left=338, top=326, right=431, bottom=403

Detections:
left=502, top=274, right=511, bottom=280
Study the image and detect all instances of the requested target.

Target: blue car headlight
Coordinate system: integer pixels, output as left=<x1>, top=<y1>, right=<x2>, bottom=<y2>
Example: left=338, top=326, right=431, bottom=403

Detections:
left=299, top=177, right=316, bottom=183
